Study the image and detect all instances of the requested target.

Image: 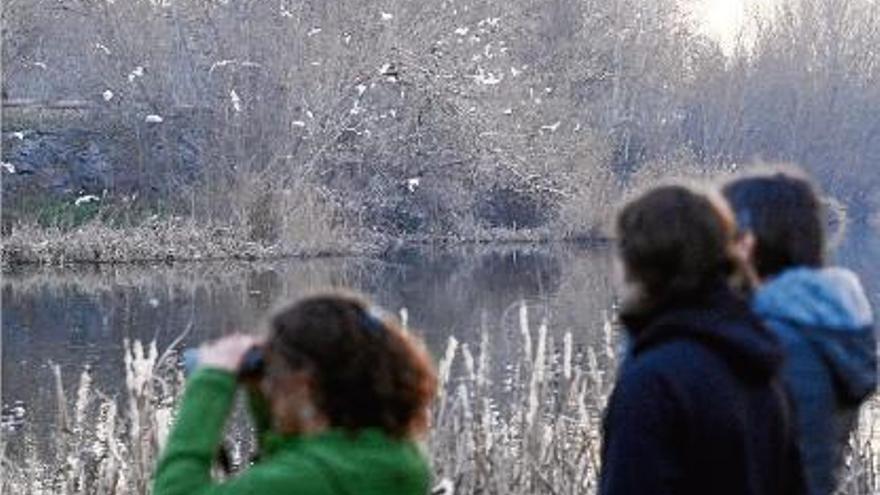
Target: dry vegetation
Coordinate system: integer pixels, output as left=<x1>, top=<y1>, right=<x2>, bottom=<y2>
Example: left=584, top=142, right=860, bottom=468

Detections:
left=3, top=0, right=878, bottom=264
left=3, top=304, right=878, bottom=494
left=1, top=212, right=358, bottom=266
left=1, top=177, right=366, bottom=266
left=1, top=340, right=181, bottom=494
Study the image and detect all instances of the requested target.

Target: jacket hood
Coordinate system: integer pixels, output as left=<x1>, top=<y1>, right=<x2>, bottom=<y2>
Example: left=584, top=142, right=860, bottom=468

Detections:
left=754, top=267, right=877, bottom=404
left=628, top=285, right=784, bottom=382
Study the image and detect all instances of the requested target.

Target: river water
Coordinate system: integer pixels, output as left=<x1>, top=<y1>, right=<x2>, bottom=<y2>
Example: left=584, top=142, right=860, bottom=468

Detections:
left=3, top=230, right=879, bottom=438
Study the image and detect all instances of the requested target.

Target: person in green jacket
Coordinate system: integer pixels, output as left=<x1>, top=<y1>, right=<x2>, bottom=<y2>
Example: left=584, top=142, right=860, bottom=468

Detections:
left=153, top=293, right=438, bottom=495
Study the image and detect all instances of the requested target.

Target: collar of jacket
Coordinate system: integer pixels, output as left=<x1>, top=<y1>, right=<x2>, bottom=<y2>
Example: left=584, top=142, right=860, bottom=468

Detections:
left=260, top=427, right=394, bottom=456
left=627, top=284, right=785, bottom=383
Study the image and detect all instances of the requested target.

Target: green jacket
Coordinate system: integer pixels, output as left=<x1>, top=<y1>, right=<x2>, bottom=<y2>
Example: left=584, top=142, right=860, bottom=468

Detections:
left=153, top=368, right=431, bottom=495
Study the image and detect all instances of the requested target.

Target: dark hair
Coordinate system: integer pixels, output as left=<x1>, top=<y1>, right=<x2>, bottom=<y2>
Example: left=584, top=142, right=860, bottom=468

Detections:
left=722, top=168, right=825, bottom=278
left=617, top=185, right=739, bottom=322
left=268, top=293, right=437, bottom=439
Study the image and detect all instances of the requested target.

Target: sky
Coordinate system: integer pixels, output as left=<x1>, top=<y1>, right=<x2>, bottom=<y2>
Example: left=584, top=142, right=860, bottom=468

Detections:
left=692, top=0, right=776, bottom=53
left=698, top=0, right=747, bottom=45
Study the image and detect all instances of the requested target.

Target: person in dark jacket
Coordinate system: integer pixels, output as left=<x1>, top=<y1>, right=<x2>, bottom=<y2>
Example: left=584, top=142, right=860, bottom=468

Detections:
left=723, top=168, right=877, bottom=495
left=600, top=185, right=803, bottom=495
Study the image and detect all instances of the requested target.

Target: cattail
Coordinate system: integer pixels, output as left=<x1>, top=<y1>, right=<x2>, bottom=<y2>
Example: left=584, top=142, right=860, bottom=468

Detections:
left=540, top=423, right=554, bottom=459
left=102, top=401, right=123, bottom=474
left=462, top=344, right=476, bottom=382
left=456, top=383, right=472, bottom=423
left=154, top=405, right=173, bottom=452
left=563, top=331, right=573, bottom=381
left=481, top=398, right=494, bottom=453
left=74, top=368, right=92, bottom=437
left=575, top=369, right=589, bottom=426
left=93, top=402, right=111, bottom=459
left=526, top=320, right=547, bottom=430
left=587, top=347, right=603, bottom=397
left=123, top=338, right=134, bottom=395
left=51, top=362, right=70, bottom=436
left=519, top=301, right=532, bottom=365
left=439, top=337, right=458, bottom=386
left=148, top=340, right=159, bottom=366
left=602, top=310, right=616, bottom=361
left=11, top=319, right=880, bottom=495
left=437, top=337, right=459, bottom=395
left=123, top=339, right=141, bottom=449
left=534, top=321, right=547, bottom=385
left=476, top=328, right=490, bottom=391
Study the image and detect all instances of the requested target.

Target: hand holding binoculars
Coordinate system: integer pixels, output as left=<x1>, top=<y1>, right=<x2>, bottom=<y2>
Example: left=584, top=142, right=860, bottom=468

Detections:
left=182, top=334, right=266, bottom=379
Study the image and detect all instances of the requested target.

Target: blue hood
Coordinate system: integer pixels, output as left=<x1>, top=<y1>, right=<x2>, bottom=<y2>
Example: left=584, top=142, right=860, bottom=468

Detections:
left=753, top=267, right=877, bottom=404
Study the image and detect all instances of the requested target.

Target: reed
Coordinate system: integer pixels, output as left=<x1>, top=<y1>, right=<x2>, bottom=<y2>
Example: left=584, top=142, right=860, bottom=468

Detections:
left=2, top=340, right=184, bottom=495
left=429, top=302, right=614, bottom=494
left=2, top=305, right=878, bottom=494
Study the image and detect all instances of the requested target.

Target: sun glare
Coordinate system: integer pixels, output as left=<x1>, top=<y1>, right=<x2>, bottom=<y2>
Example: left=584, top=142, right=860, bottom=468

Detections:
left=695, top=0, right=748, bottom=51
left=692, top=0, right=778, bottom=54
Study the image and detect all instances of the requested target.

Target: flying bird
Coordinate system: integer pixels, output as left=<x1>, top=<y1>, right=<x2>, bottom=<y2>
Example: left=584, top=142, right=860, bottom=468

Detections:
left=128, top=66, right=144, bottom=82
left=230, top=90, right=242, bottom=112
left=74, top=195, right=100, bottom=206
left=406, top=177, right=421, bottom=192
left=540, top=121, right=561, bottom=132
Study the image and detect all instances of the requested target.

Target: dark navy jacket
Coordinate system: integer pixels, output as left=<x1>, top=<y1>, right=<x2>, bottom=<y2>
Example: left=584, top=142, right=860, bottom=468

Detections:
left=600, top=286, right=804, bottom=495
left=753, top=267, right=877, bottom=495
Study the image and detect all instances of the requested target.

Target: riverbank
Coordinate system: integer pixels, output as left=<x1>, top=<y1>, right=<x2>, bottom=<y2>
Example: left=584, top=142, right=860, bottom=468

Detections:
left=0, top=218, right=363, bottom=266
left=0, top=216, right=608, bottom=266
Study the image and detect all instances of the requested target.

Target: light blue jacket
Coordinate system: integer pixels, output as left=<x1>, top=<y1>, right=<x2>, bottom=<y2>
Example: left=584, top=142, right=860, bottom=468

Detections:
left=753, top=267, right=877, bottom=495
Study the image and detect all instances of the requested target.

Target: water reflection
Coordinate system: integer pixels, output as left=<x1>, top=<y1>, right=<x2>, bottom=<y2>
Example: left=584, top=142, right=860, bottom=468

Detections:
left=834, top=228, right=880, bottom=310
left=5, top=227, right=878, bottom=439
left=2, top=245, right=616, bottom=435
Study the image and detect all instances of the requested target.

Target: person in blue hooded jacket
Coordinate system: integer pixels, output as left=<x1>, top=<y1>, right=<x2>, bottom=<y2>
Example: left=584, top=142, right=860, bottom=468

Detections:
left=723, top=167, right=877, bottom=495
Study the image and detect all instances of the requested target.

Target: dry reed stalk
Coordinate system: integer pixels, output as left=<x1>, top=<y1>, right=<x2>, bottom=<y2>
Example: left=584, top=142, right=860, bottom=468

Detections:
left=519, top=302, right=532, bottom=366
left=525, top=321, right=547, bottom=432
left=563, top=332, right=573, bottom=382
left=4, top=309, right=879, bottom=495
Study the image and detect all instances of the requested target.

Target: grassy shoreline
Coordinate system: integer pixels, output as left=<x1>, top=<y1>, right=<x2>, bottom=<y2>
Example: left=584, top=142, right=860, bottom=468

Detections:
left=0, top=219, right=366, bottom=266
left=1, top=219, right=610, bottom=267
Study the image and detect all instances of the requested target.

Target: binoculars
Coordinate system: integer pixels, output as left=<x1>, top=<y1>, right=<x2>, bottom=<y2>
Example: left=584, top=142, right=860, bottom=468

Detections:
left=182, top=346, right=266, bottom=378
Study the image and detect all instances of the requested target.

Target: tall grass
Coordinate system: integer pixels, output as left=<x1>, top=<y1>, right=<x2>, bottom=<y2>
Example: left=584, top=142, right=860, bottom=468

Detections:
left=2, top=340, right=183, bottom=494
left=429, top=302, right=616, bottom=494
left=3, top=305, right=879, bottom=494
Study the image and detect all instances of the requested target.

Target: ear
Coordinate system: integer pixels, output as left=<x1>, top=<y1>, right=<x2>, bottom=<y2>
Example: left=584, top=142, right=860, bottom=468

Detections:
left=274, top=369, right=313, bottom=393
left=264, top=370, right=305, bottom=412
left=266, top=370, right=321, bottom=434
left=731, top=232, right=761, bottom=288
left=733, top=231, right=756, bottom=265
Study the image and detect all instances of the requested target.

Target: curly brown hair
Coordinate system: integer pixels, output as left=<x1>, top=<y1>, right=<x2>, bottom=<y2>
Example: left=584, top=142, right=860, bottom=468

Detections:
left=267, top=293, right=437, bottom=439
